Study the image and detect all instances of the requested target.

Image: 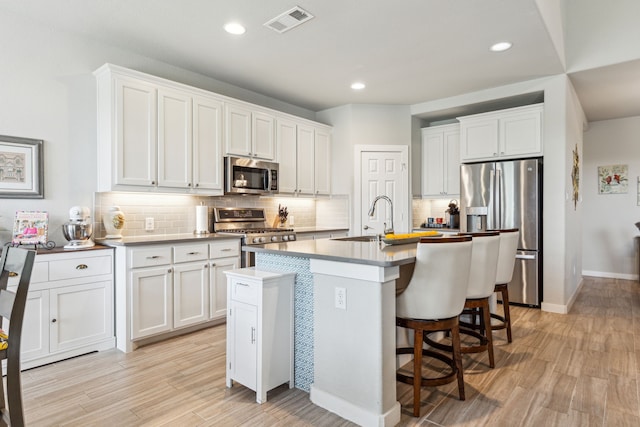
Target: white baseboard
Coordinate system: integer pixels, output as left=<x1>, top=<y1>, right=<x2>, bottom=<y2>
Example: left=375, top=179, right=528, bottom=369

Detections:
left=541, top=277, right=584, bottom=314
left=582, top=270, right=638, bottom=281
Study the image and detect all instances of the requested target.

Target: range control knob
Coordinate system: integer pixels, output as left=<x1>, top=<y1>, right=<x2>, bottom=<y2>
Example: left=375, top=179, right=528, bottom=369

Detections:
left=271, top=236, right=279, bottom=242
left=252, top=237, right=261, bottom=244
left=289, top=234, right=296, bottom=241
left=282, top=235, right=289, bottom=241
left=259, top=237, right=266, bottom=243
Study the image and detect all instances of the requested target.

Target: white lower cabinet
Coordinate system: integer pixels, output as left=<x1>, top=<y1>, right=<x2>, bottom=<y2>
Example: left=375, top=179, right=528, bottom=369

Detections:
left=116, top=239, right=241, bottom=352
left=7, top=248, right=116, bottom=370
left=225, top=268, right=295, bottom=403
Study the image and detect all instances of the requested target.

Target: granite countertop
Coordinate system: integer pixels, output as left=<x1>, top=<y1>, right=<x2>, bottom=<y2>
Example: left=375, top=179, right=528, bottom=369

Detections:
left=244, top=238, right=417, bottom=267
left=95, top=233, right=242, bottom=247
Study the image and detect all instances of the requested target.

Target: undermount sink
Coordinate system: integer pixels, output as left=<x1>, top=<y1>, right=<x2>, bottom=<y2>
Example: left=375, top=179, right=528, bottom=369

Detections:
left=331, top=235, right=378, bottom=242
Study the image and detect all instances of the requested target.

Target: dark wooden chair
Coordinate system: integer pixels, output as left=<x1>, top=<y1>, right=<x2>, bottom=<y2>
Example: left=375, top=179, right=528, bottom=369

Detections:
left=0, top=246, right=36, bottom=426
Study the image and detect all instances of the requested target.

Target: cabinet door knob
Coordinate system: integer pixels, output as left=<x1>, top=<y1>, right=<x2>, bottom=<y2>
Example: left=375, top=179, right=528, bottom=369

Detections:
left=204, top=264, right=209, bottom=268
left=188, top=183, right=192, bottom=187
left=76, top=264, right=88, bottom=270
left=195, top=183, right=199, bottom=187
left=51, top=319, right=57, bottom=323
left=151, top=181, right=156, bottom=185
left=168, top=268, right=172, bottom=273
left=210, top=262, right=216, bottom=267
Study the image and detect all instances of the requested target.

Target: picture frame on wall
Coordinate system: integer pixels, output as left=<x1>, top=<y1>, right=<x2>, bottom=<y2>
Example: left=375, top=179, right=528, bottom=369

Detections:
left=0, top=135, right=44, bottom=199
left=597, top=164, right=628, bottom=194
left=11, top=211, right=49, bottom=246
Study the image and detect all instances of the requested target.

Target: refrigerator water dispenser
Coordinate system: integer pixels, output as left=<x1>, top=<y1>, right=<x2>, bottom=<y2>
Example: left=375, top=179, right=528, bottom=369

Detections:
left=466, top=206, right=488, bottom=232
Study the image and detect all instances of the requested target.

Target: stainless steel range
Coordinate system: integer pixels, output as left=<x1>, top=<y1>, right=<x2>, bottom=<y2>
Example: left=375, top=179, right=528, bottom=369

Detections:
left=212, top=207, right=296, bottom=267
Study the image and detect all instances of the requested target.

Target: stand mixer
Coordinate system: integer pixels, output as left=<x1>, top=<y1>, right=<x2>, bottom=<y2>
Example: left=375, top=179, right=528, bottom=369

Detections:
left=62, top=206, right=95, bottom=250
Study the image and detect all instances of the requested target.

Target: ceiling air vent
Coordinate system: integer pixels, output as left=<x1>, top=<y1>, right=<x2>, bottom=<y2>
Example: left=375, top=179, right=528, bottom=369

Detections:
left=264, top=6, right=314, bottom=34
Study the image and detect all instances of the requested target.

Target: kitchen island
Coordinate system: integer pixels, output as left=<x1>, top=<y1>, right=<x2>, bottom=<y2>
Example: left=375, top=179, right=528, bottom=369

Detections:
left=245, top=238, right=419, bottom=427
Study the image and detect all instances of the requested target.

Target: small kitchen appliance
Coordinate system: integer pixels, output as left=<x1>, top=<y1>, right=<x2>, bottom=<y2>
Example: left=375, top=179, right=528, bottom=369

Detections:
left=62, top=206, right=95, bottom=250
left=224, top=156, right=279, bottom=195
left=213, top=207, right=295, bottom=267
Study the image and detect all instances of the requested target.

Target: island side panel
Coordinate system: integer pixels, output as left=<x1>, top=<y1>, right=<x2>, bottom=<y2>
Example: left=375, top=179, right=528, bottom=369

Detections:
left=256, top=252, right=314, bottom=392
left=310, top=259, right=401, bottom=427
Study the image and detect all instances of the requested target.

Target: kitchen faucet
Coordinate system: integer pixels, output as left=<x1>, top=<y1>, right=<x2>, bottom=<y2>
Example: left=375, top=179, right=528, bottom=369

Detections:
left=367, top=195, right=394, bottom=235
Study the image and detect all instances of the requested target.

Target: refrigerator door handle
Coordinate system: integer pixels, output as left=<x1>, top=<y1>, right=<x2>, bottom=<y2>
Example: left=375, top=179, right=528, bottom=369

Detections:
left=489, top=169, right=496, bottom=229
left=515, top=254, right=536, bottom=260
left=495, top=167, right=502, bottom=228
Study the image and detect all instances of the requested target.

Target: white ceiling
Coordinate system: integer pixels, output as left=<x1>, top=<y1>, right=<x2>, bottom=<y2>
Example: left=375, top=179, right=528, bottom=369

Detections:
left=2, top=0, right=639, bottom=122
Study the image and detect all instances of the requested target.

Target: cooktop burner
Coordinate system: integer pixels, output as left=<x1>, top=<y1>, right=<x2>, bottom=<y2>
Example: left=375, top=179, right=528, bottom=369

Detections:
left=212, top=207, right=296, bottom=245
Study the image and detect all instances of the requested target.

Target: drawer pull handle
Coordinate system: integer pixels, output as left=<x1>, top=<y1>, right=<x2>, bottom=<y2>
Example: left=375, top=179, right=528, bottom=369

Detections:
left=147, top=256, right=160, bottom=259
left=251, top=327, right=256, bottom=344
left=51, top=319, right=57, bottom=323
left=220, top=248, right=232, bottom=252
left=76, top=264, right=88, bottom=270
left=8, top=272, right=18, bottom=277
left=236, top=282, right=250, bottom=287
left=187, top=252, right=199, bottom=255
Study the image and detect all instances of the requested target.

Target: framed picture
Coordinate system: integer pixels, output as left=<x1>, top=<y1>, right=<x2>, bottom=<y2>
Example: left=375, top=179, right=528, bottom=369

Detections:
left=0, top=135, right=44, bottom=199
left=12, top=211, right=49, bottom=246
left=598, top=164, right=628, bottom=194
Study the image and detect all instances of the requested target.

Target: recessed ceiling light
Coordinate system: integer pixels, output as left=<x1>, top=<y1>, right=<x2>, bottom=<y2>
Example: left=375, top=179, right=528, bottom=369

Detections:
left=224, top=22, right=246, bottom=35
left=351, top=82, right=366, bottom=90
left=490, top=42, right=512, bottom=52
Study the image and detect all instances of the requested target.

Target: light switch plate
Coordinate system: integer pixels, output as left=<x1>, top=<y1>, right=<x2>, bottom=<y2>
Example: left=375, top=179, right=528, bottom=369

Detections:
left=145, top=217, right=154, bottom=231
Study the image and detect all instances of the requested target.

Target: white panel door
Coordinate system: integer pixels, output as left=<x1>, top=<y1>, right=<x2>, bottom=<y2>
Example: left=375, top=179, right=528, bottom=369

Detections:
left=173, top=262, right=208, bottom=328
left=314, top=129, right=331, bottom=195
left=225, top=104, right=252, bottom=157
left=296, top=125, right=315, bottom=195
left=276, top=119, right=298, bottom=194
left=209, top=256, right=239, bottom=320
left=443, top=128, right=461, bottom=196
left=193, top=95, right=224, bottom=191
left=131, top=267, right=173, bottom=339
left=229, top=300, right=257, bottom=390
left=115, top=77, right=157, bottom=186
left=252, top=111, right=275, bottom=160
left=50, top=281, right=113, bottom=352
left=158, top=88, right=192, bottom=188
left=360, top=151, right=405, bottom=235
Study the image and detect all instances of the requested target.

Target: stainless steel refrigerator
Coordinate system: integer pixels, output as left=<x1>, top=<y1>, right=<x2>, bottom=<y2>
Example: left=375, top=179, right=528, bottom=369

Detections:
left=460, top=158, right=542, bottom=306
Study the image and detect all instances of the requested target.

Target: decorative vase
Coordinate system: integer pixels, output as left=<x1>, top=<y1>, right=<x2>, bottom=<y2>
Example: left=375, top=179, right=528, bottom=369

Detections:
left=103, top=206, right=125, bottom=239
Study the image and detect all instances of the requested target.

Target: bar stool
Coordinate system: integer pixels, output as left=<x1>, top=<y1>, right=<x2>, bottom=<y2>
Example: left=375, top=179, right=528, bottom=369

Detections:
left=489, top=228, right=519, bottom=343
left=396, top=236, right=473, bottom=417
left=457, top=231, right=500, bottom=368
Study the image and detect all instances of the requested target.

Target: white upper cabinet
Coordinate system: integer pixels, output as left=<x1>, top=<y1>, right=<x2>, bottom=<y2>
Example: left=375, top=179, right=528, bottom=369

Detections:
left=225, top=103, right=275, bottom=161
left=95, top=64, right=329, bottom=194
left=193, top=96, right=224, bottom=191
left=421, top=124, right=460, bottom=197
left=458, top=104, right=543, bottom=162
left=314, top=128, right=331, bottom=195
left=95, top=64, right=225, bottom=194
left=158, top=88, right=192, bottom=189
left=276, top=117, right=331, bottom=196
left=111, top=76, right=158, bottom=187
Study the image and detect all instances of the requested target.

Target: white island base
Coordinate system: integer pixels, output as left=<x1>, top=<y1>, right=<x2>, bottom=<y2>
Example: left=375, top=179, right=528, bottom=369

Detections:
left=309, top=258, right=401, bottom=427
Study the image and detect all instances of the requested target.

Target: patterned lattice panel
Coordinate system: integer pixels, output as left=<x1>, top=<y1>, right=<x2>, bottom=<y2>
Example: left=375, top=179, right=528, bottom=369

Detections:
left=256, top=253, right=314, bottom=392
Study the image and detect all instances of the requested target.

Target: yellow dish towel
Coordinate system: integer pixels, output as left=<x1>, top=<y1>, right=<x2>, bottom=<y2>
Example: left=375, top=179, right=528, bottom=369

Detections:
left=0, top=329, right=7, bottom=350
left=384, top=231, right=440, bottom=239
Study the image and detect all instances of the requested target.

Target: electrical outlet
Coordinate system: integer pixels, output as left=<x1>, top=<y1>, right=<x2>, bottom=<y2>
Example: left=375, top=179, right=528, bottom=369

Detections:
left=289, top=215, right=295, bottom=226
left=145, top=217, right=154, bottom=231
left=335, top=287, right=346, bottom=310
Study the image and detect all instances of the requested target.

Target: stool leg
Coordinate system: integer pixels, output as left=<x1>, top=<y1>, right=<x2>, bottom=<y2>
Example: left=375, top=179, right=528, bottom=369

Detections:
left=412, top=327, right=422, bottom=417
left=450, top=322, right=465, bottom=400
left=481, top=299, right=495, bottom=368
left=500, top=286, right=512, bottom=343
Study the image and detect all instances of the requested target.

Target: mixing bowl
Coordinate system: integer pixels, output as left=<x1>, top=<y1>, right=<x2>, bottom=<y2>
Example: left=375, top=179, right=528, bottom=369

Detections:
left=62, top=222, right=93, bottom=242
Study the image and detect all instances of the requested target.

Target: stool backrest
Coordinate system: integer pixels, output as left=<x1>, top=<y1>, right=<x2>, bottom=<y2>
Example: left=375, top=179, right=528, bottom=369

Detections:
left=492, top=228, right=519, bottom=285
left=459, top=232, right=500, bottom=299
left=396, top=236, right=472, bottom=320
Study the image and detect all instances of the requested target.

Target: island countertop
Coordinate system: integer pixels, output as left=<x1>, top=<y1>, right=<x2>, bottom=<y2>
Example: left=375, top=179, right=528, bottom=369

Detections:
left=244, top=237, right=417, bottom=267
left=95, top=233, right=242, bottom=247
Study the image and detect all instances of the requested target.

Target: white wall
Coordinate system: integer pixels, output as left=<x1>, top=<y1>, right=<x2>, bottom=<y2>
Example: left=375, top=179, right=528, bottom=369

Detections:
left=0, top=11, right=315, bottom=246
left=316, top=104, right=412, bottom=232
left=582, top=116, right=640, bottom=279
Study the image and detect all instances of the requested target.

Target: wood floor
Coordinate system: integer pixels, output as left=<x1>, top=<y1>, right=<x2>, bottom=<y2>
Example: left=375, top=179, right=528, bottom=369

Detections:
left=16, top=276, right=640, bottom=426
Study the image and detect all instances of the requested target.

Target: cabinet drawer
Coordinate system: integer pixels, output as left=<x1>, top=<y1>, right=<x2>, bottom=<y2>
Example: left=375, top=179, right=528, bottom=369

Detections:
left=210, top=240, right=240, bottom=258
left=229, top=278, right=258, bottom=305
left=8, top=261, right=48, bottom=286
left=130, top=247, right=172, bottom=268
left=174, top=244, right=209, bottom=263
left=49, top=255, right=112, bottom=281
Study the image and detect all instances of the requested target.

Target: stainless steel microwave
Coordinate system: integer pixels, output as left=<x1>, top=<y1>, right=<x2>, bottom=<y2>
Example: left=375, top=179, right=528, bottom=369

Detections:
left=224, top=156, right=279, bottom=195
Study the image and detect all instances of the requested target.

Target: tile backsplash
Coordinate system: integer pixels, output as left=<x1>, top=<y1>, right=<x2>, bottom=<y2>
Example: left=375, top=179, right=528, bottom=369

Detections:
left=411, top=197, right=458, bottom=228
left=93, top=192, right=349, bottom=238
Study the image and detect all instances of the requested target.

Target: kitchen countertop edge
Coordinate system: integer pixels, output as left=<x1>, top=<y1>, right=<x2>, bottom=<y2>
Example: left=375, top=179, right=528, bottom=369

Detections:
left=95, top=233, right=243, bottom=247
